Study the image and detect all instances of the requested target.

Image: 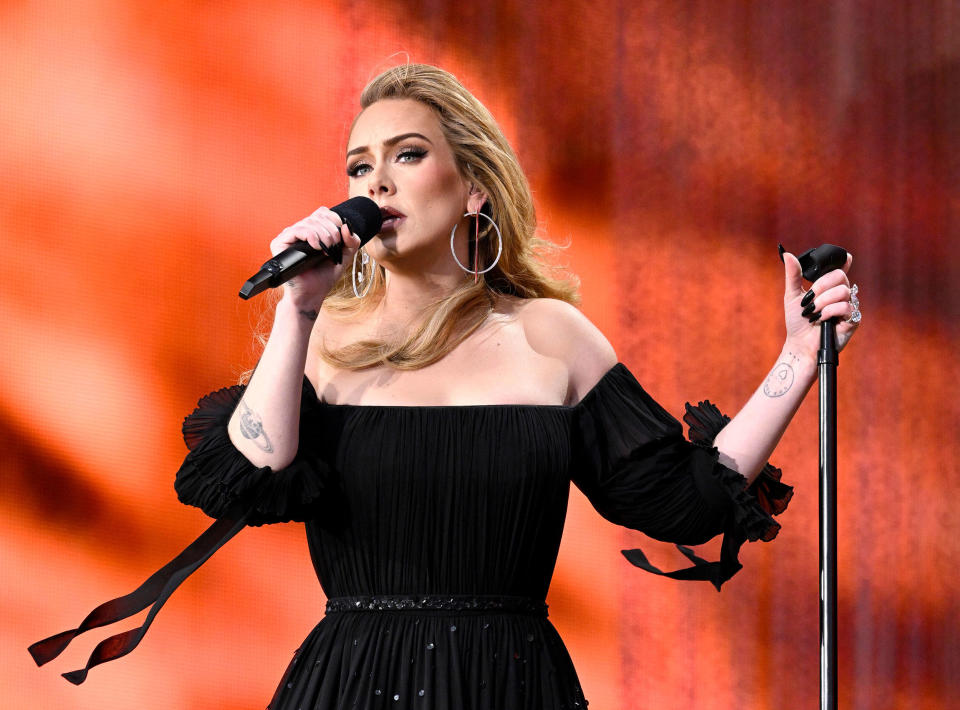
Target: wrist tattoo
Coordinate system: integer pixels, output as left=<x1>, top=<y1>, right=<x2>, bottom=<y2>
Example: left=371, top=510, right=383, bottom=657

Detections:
left=238, top=399, right=274, bottom=453
left=763, top=351, right=799, bottom=397
left=299, top=308, right=319, bottom=322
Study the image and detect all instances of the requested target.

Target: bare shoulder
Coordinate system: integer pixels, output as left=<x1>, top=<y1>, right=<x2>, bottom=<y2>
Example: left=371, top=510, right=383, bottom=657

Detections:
left=507, top=297, right=618, bottom=402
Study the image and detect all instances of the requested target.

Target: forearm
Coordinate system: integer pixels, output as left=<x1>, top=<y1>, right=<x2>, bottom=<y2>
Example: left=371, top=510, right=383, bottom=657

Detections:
left=227, top=297, right=318, bottom=469
left=712, top=343, right=818, bottom=484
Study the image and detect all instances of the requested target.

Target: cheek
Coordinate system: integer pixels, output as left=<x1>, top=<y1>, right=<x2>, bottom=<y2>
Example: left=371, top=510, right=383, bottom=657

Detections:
left=419, top=166, right=468, bottom=216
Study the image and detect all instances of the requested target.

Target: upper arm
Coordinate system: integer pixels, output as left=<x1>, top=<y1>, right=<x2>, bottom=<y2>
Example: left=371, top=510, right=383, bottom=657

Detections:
left=516, top=298, right=618, bottom=404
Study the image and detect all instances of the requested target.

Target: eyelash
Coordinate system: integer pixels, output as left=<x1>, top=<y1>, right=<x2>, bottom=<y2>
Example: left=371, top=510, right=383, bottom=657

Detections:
left=347, top=147, right=428, bottom=177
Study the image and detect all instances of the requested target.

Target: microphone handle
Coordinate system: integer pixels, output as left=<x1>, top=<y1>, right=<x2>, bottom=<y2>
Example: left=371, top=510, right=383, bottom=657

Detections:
left=239, top=195, right=382, bottom=300
left=268, top=240, right=345, bottom=283
left=239, top=237, right=345, bottom=300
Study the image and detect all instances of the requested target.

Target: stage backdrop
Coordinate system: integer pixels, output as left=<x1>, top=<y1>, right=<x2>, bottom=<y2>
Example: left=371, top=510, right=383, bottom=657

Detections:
left=2, top=1, right=958, bottom=708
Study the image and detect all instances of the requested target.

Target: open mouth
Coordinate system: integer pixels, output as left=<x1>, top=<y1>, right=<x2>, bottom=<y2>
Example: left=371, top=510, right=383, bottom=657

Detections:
left=379, top=206, right=405, bottom=231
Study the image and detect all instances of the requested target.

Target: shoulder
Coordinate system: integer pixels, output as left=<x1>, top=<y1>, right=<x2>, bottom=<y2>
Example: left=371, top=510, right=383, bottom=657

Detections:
left=506, top=297, right=618, bottom=403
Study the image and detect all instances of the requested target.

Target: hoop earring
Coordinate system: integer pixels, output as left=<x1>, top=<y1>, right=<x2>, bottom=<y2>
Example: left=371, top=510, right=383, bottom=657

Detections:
left=450, top=212, right=503, bottom=276
left=352, top=246, right=375, bottom=298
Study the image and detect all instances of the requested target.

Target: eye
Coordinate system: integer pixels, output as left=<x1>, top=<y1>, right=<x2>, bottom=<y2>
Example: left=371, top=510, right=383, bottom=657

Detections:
left=346, top=160, right=371, bottom=178
left=397, top=147, right=427, bottom=163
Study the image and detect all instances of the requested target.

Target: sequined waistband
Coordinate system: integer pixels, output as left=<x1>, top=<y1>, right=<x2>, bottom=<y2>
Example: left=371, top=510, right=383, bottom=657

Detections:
left=325, top=594, right=548, bottom=616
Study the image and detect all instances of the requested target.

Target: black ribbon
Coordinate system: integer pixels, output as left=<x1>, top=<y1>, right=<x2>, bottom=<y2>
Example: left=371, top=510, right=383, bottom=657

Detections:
left=621, top=523, right=747, bottom=592
left=28, top=514, right=246, bottom=684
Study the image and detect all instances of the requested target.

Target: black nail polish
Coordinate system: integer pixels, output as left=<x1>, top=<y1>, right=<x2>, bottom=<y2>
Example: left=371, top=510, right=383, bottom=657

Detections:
left=808, top=310, right=821, bottom=324
left=802, top=303, right=816, bottom=318
left=801, top=290, right=816, bottom=308
left=778, top=243, right=785, bottom=263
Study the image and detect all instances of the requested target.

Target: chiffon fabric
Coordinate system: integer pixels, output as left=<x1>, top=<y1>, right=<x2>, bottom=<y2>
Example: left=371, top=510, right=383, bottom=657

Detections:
left=29, top=363, right=790, bottom=707
left=175, top=362, right=791, bottom=709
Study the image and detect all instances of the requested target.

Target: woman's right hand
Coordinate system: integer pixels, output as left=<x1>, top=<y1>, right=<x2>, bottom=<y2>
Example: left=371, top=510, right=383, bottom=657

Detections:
left=270, top=206, right=362, bottom=311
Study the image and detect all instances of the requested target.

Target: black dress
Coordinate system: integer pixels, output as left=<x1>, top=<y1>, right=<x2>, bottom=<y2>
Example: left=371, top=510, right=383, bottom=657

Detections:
left=30, top=364, right=791, bottom=707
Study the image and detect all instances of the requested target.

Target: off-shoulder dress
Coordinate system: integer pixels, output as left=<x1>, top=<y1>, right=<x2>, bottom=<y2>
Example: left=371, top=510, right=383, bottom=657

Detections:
left=31, top=363, right=791, bottom=708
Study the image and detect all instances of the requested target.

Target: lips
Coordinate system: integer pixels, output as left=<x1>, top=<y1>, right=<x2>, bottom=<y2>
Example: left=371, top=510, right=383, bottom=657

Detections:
left=379, top=206, right=405, bottom=232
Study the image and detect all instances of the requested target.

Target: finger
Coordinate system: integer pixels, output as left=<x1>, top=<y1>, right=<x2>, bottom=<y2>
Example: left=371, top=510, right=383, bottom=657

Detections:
left=275, top=224, right=318, bottom=249
left=275, top=225, right=301, bottom=243
left=271, top=230, right=305, bottom=255
left=311, top=206, right=347, bottom=232
left=817, top=300, right=856, bottom=323
left=338, top=222, right=357, bottom=252
left=842, top=252, right=853, bottom=273
left=311, top=205, right=337, bottom=219
left=809, top=284, right=851, bottom=312
left=810, top=267, right=850, bottom=295
left=342, top=230, right=362, bottom=250
left=836, top=313, right=861, bottom=335
left=783, top=251, right=804, bottom=300
left=303, top=214, right=338, bottom=236
left=304, top=216, right=344, bottom=248
left=282, top=222, right=320, bottom=251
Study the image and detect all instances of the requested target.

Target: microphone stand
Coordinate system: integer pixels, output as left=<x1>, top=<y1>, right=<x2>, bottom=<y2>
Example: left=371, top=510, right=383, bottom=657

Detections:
left=794, top=243, right=847, bottom=710
left=819, top=318, right=838, bottom=710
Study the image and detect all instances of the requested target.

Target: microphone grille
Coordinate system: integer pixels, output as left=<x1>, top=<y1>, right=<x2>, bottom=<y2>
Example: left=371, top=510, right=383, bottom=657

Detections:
left=331, top=196, right=383, bottom=242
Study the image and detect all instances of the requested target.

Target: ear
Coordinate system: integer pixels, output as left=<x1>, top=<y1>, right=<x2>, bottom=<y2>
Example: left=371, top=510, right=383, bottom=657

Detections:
left=466, top=184, right=488, bottom=215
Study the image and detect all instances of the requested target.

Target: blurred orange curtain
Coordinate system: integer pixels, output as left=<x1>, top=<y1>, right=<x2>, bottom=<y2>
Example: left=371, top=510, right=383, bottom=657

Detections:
left=2, top=1, right=957, bottom=709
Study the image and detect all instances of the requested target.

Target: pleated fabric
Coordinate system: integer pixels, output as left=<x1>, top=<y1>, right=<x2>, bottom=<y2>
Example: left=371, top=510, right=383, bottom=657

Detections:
left=175, top=378, right=336, bottom=525
left=268, top=610, right=584, bottom=710
left=169, top=362, right=791, bottom=709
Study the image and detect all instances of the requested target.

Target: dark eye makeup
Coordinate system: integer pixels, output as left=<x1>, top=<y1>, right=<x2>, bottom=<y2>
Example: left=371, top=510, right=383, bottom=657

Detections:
left=346, top=146, right=429, bottom=177
left=397, top=146, right=427, bottom=162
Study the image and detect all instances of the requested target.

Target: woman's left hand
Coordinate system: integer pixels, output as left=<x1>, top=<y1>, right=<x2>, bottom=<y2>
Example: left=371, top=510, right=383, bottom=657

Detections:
left=781, top=248, right=861, bottom=357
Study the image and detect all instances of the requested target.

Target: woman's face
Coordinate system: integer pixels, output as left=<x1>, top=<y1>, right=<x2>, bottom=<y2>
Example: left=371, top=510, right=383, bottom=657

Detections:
left=346, top=98, right=481, bottom=268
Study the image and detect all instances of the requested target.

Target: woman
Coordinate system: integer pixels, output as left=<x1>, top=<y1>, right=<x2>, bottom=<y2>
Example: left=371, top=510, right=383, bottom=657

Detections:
left=32, top=64, right=859, bottom=708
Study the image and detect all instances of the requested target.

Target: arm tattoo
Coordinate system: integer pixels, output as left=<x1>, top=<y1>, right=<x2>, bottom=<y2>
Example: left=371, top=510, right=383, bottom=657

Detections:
left=299, top=308, right=319, bottom=322
left=238, top=399, right=274, bottom=453
left=762, top=352, right=799, bottom=398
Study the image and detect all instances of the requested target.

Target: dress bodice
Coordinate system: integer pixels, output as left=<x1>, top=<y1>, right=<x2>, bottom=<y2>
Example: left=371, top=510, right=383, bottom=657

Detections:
left=303, top=403, right=575, bottom=600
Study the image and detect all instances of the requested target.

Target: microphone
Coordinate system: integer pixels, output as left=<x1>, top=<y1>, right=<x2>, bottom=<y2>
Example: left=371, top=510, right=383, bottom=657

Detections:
left=797, top=244, right=848, bottom=282
left=239, top=196, right=383, bottom=300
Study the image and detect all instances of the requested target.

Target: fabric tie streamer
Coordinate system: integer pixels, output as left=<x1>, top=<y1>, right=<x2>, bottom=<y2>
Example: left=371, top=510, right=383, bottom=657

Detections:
left=28, top=514, right=247, bottom=684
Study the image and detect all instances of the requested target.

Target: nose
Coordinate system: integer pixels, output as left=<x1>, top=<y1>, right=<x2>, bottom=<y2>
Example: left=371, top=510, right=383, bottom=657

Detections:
left=366, top=164, right=395, bottom=197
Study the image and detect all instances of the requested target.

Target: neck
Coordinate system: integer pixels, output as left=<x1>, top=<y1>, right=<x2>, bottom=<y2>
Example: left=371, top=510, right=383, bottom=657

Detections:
left=376, top=263, right=470, bottom=329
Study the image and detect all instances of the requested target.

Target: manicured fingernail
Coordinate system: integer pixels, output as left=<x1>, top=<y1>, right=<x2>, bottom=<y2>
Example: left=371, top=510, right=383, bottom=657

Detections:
left=801, top=290, right=816, bottom=307
left=778, top=243, right=785, bottom=263
left=808, top=310, right=821, bottom=324
left=801, top=303, right=816, bottom=318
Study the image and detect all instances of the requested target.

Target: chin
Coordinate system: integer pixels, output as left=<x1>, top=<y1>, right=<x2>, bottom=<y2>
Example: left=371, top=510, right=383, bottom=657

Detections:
left=366, top=235, right=398, bottom=264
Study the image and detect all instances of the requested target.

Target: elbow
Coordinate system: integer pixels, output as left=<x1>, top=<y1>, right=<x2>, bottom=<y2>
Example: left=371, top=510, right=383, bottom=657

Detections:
left=227, top=416, right=298, bottom=471
left=268, top=452, right=297, bottom=471
left=238, top=443, right=298, bottom=472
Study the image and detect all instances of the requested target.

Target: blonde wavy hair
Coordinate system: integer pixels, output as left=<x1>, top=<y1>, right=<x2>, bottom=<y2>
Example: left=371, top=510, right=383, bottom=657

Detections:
left=314, top=63, right=578, bottom=370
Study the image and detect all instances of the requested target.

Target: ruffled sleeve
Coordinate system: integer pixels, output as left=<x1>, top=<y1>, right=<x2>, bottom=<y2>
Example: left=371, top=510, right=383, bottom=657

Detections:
left=572, top=363, right=793, bottom=590
left=27, top=378, right=336, bottom=685
left=174, top=377, right=333, bottom=526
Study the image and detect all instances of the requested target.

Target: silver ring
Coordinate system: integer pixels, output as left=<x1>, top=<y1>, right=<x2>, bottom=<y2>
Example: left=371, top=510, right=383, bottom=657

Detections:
left=844, top=284, right=861, bottom=323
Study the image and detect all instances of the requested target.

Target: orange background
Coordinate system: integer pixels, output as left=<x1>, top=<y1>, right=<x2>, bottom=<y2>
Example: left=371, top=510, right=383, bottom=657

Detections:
left=2, top=1, right=958, bottom=708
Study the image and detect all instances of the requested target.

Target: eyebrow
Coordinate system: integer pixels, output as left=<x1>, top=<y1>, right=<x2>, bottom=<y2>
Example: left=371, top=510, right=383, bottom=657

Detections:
left=346, top=132, right=433, bottom=159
